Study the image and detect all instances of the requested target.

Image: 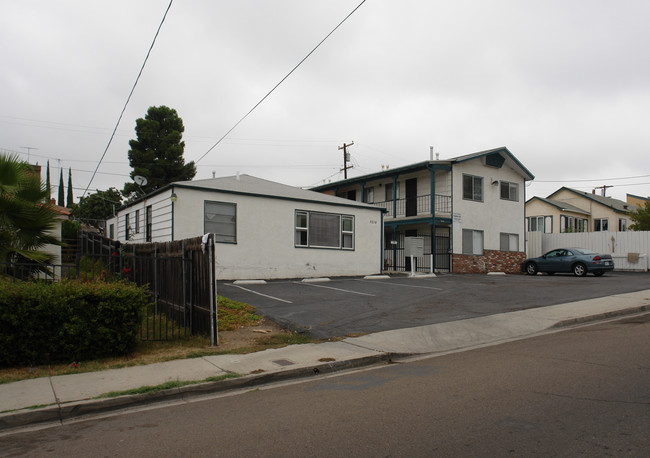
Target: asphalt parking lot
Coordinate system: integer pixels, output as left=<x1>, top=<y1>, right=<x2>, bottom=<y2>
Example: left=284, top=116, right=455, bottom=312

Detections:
left=218, top=272, right=650, bottom=339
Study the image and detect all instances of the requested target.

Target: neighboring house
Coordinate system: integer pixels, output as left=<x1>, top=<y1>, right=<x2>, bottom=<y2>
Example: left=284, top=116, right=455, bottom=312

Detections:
left=526, top=187, right=635, bottom=233
left=627, top=193, right=649, bottom=209
left=43, top=203, right=71, bottom=267
left=105, top=174, right=384, bottom=280
left=311, top=147, right=534, bottom=274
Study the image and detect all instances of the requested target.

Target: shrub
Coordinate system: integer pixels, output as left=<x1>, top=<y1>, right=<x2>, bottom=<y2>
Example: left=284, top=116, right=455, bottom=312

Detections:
left=0, top=279, right=148, bottom=367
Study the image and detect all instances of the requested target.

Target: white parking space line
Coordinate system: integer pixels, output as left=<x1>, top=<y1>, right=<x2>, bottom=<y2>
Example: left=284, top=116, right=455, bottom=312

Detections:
left=357, top=280, right=443, bottom=291
left=224, top=284, right=293, bottom=303
left=295, top=281, right=376, bottom=297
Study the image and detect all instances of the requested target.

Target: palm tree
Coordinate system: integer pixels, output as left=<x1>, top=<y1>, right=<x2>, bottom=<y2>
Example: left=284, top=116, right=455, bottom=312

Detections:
left=0, top=154, right=61, bottom=272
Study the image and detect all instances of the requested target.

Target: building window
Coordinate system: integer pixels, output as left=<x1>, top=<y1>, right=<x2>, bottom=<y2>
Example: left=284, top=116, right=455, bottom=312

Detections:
left=365, top=187, right=374, bottom=204
left=619, top=218, right=627, bottom=231
left=294, top=211, right=354, bottom=250
left=500, top=233, right=519, bottom=251
left=561, top=215, right=588, bottom=233
left=134, top=209, right=140, bottom=233
left=462, top=229, right=484, bottom=255
left=385, top=182, right=399, bottom=201
left=594, top=218, right=609, bottom=232
left=500, top=181, right=519, bottom=201
left=125, top=213, right=130, bottom=240
left=109, top=224, right=114, bottom=240
left=205, top=201, right=237, bottom=243
left=528, top=215, right=552, bottom=233
left=463, top=174, right=483, bottom=202
left=145, top=205, right=152, bottom=242
left=295, top=211, right=308, bottom=246
left=347, top=190, right=357, bottom=201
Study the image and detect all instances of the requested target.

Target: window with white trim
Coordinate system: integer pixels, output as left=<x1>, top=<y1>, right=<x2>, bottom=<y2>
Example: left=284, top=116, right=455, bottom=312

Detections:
left=500, top=181, right=519, bottom=201
left=205, top=201, right=237, bottom=243
left=560, top=215, right=588, bottom=233
left=365, top=187, right=374, bottom=204
left=619, top=218, right=627, bottom=231
left=594, top=218, right=608, bottom=232
left=134, top=209, right=140, bottom=233
left=463, top=174, right=483, bottom=202
left=294, top=211, right=354, bottom=250
left=500, top=233, right=519, bottom=251
left=462, top=229, right=484, bottom=255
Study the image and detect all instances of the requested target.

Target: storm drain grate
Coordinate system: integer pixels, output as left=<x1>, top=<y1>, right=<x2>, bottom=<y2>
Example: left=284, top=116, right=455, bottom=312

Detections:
left=272, top=359, right=295, bottom=367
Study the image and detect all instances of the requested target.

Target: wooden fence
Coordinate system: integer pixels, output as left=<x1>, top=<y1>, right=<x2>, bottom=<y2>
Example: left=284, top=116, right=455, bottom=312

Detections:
left=80, top=231, right=218, bottom=342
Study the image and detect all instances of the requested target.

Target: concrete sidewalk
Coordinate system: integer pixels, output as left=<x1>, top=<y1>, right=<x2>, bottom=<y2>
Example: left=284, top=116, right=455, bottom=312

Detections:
left=1, top=289, right=649, bottom=432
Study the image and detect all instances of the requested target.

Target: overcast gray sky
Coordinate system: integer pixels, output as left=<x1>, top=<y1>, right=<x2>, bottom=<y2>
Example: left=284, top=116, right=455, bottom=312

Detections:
left=2, top=0, right=649, bottom=203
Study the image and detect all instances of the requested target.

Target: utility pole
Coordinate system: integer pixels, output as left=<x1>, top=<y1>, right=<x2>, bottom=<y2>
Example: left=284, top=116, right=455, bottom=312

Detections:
left=339, top=141, right=354, bottom=179
left=593, top=185, right=613, bottom=196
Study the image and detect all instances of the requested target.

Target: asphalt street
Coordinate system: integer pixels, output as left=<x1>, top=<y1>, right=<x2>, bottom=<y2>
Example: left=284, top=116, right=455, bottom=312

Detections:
left=2, top=314, right=647, bottom=456
left=219, top=272, right=650, bottom=338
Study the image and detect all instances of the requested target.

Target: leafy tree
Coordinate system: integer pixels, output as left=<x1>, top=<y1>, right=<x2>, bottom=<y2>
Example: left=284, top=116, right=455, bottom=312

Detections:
left=123, top=105, right=196, bottom=198
left=628, top=200, right=650, bottom=231
left=58, top=169, right=64, bottom=206
left=66, top=168, right=74, bottom=208
left=0, top=154, right=61, bottom=266
left=72, top=187, right=123, bottom=231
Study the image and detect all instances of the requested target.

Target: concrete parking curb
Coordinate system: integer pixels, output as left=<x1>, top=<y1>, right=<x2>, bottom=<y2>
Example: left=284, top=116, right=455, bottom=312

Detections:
left=0, top=352, right=409, bottom=433
left=550, top=304, right=649, bottom=329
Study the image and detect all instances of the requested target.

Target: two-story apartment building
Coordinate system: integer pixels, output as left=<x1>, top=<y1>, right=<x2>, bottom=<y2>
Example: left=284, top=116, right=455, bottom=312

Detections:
left=312, top=147, right=534, bottom=274
left=526, top=187, right=635, bottom=234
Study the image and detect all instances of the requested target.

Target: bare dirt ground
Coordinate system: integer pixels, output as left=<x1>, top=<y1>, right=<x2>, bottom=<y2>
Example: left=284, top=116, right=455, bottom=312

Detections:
left=215, top=318, right=286, bottom=351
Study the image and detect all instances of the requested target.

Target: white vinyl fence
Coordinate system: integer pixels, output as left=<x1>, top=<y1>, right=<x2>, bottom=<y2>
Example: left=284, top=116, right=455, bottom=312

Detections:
left=525, top=231, right=650, bottom=272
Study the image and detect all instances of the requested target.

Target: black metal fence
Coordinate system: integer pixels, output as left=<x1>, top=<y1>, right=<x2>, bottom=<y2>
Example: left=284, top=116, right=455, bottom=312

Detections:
left=383, top=231, right=451, bottom=273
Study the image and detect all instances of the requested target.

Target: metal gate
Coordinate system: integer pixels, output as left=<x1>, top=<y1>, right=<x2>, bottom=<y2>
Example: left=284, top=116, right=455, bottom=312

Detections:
left=383, top=229, right=451, bottom=273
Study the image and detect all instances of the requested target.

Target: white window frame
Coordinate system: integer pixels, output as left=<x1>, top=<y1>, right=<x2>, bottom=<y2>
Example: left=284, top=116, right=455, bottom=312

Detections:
left=205, top=201, right=237, bottom=244
left=500, top=181, right=519, bottom=202
left=594, top=218, right=609, bottom=232
left=463, top=174, right=483, bottom=202
left=619, top=218, right=627, bottom=232
left=364, top=187, right=374, bottom=204
left=294, top=210, right=355, bottom=250
left=500, top=232, right=519, bottom=252
left=462, top=229, right=484, bottom=255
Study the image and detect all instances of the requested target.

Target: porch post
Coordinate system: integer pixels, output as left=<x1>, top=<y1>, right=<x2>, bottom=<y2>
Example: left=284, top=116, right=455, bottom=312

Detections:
left=392, top=176, right=397, bottom=218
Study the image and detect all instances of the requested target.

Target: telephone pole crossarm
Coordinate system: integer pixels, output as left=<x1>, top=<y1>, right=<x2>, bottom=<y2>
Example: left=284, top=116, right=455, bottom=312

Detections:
left=339, top=141, right=354, bottom=179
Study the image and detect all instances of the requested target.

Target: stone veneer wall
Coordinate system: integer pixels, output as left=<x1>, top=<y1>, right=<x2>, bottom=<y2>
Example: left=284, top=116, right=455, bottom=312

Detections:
left=452, top=250, right=526, bottom=274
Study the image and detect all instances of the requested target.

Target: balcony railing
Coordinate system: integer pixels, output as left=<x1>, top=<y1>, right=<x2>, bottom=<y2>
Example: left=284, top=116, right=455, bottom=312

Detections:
left=371, top=194, right=451, bottom=218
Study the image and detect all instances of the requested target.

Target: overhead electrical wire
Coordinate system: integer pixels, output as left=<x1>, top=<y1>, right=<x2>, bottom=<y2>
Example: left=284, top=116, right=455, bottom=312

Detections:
left=81, top=0, right=174, bottom=198
left=195, top=0, right=367, bottom=164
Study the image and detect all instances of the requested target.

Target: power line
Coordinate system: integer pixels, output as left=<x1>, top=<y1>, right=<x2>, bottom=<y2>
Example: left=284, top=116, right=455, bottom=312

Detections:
left=534, top=173, right=650, bottom=183
left=81, top=0, right=174, bottom=198
left=195, top=0, right=367, bottom=164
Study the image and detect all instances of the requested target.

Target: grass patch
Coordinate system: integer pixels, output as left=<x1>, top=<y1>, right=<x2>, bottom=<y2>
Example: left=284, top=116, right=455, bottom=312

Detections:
left=95, top=373, right=241, bottom=399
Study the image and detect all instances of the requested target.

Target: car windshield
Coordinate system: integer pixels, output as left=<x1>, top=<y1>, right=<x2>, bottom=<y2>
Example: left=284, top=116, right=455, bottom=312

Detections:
left=573, top=248, right=596, bottom=255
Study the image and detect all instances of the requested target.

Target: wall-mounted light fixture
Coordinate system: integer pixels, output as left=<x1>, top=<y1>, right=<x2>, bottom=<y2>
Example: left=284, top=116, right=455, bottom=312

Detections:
left=170, top=192, right=178, bottom=203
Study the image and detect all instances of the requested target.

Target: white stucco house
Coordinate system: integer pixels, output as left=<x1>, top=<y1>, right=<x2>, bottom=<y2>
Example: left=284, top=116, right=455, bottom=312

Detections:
left=105, top=174, right=385, bottom=280
left=311, top=147, right=534, bottom=274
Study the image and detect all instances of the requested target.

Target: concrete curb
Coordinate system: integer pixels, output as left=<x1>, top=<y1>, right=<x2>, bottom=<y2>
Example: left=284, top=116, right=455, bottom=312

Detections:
left=550, top=304, right=649, bottom=329
left=0, top=352, right=410, bottom=433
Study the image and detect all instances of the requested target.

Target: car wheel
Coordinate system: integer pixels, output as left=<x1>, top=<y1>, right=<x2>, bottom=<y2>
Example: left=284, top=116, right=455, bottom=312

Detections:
left=573, top=263, right=587, bottom=277
left=525, top=262, right=538, bottom=275
left=593, top=271, right=605, bottom=277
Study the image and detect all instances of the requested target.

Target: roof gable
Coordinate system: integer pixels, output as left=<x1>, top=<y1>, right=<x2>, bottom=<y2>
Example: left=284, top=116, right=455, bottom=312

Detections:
left=526, top=196, right=590, bottom=215
left=547, top=187, right=634, bottom=214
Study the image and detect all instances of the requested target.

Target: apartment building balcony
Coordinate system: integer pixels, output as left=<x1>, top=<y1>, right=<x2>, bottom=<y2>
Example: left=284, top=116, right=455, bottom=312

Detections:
left=372, top=194, right=452, bottom=219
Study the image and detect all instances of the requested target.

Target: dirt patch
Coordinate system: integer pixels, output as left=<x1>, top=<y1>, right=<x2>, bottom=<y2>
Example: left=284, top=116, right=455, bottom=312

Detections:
left=215, top=319, right=286, bottom=351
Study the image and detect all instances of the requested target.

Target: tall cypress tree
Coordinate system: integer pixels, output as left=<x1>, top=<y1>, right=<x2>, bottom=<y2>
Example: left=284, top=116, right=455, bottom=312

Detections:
left=66, top=168, right=73, bottom=208
left=46, top=161, right=51, bottom=201
left=58, top=169, right=65, bottom=207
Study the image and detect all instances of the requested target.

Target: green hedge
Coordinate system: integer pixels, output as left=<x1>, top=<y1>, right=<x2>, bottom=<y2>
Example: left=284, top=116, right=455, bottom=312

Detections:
left=0, top=279, right=148, bottom=367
